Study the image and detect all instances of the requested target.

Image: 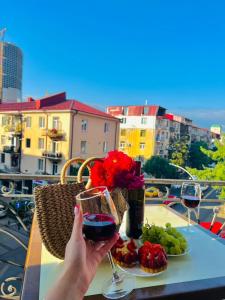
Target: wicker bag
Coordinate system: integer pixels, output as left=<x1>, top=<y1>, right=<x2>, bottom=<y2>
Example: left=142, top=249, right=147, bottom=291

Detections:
left=35, top=157, right=127, bottom=259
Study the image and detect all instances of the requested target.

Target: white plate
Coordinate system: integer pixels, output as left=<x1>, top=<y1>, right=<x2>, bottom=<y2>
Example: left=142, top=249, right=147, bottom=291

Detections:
left=117, top=263, right=167, bottom=277
left=167, top=248, right=190, bottom=257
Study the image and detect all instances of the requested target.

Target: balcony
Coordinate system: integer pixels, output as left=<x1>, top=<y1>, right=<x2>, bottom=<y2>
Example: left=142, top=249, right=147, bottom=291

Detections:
left=4, top=124, right=22, bottom=135
left=0, top=172, right=225, bottom=299
left=42, top=151, right=62, bottom=161
left=3, top=146, right=21, bottom=154
left=41, top=129, right=65, bottom=140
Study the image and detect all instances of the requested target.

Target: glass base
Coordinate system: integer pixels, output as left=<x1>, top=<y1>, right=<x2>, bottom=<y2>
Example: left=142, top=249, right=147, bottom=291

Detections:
left=102, top=272, right=134, bottom=299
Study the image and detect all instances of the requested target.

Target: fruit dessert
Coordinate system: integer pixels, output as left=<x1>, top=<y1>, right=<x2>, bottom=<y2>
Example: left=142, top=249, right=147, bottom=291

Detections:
left=138, top=241, right=167, bottom=273
left=111, top=237, right=138, bottom=267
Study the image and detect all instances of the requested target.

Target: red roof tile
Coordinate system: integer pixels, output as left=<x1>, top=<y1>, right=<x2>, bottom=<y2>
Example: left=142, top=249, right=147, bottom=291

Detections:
left=0, top=93, right=117, bottom=120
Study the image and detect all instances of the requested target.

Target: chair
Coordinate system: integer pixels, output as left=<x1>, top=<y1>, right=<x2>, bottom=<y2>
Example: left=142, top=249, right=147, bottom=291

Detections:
left=199, top=206, right=225, bottom=237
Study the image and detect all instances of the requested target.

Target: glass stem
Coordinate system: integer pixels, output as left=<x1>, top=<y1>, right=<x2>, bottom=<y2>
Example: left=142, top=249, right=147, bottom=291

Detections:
left=107, top=251, right=121, bottom=282
left=188, top=209, right=191, bottom=227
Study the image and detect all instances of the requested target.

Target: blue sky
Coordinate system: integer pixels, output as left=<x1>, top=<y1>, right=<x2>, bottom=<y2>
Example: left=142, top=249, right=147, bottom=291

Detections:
left=1, top=0, right=225, bottom=128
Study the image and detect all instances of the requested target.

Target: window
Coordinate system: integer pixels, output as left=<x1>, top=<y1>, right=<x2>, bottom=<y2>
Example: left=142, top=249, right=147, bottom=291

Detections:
left=123, top=107, right=128, bottom=115
left=141, top=117, right=147, bottom=125
left=52, top=117, right=60, bottom=129
left=140, top=143, right=145, bottom=149
left=52, top=162, right=58, bottom=175
left=81, top=120, right=88, bottom=132
left=1, top=153, right=5, bottom=163
left=26, top=138, right=31, bottom=148
left=166, top=132, right=169, bottom=139
left=121, top=129, right=126, bottom=136
left=52, top=141, right=60, bottom=153
left=103, top=141, right=108, bottom=153
left=140, top=130, right=146, bottom=137
left=1, top=135, right=6, bottom=145
left=143, top=107, right=148, bottom=115
left=26, top=116, right=31, bottom=128
left=2, top=116, right=9, bottom=126
left=120, top=142, right=125, bottom=149
left=39, top=117, right=45, bottom=128
left=38, top=138, right=44, bottom=149
left=81, top=141, right=87, bottom=153
left=104, top=123, right=109, bottom=133
left=38, top=159, right=44, bottom=171
left=121, top=118, right=126, bottom=124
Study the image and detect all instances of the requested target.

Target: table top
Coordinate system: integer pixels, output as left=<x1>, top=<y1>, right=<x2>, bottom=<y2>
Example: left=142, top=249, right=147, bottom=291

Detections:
left=21, top=205, right=225, bottom=300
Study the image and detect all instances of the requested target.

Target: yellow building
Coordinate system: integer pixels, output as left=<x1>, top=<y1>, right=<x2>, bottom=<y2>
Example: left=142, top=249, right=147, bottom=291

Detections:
left=0, top=92, right=119, bottom=175
left=107, top=105, right=168, bottom=162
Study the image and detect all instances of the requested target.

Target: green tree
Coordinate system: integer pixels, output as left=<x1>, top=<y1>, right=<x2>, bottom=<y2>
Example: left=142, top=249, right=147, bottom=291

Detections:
left=187, top=135, right=225, bottom=198
left=169, top=137, right=189, bottom=167
left=143, top=156, right=179, bottom=179
left=188, top=141, right=213, bottom=170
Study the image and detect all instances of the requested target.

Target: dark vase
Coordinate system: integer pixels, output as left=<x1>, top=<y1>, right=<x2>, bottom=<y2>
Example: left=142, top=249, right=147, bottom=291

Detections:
left=125, top=188, right=145, bottom=239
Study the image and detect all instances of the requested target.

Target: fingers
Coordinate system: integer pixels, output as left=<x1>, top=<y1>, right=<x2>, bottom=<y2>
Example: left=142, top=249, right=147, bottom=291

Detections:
left=97, top=233, right=119, bottom=257
left=71, top=205, right=83, bottom=240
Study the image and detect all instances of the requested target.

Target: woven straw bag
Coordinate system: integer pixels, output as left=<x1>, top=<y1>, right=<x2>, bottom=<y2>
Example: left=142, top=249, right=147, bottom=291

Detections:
left=35, top=157, right=127, bottom=259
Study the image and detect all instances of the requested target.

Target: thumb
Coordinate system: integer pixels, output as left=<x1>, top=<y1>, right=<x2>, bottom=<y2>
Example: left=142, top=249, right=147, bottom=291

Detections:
left=72, top=205, right=83, bottom=240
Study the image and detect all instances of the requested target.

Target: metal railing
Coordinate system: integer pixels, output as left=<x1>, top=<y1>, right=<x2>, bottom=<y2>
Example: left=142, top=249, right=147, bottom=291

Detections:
left=0, top=173, right=225, bottom=299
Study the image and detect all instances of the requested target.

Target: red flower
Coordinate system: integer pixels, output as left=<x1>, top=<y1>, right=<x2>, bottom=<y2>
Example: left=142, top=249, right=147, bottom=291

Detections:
left=90, top=150, right=144, bottom=190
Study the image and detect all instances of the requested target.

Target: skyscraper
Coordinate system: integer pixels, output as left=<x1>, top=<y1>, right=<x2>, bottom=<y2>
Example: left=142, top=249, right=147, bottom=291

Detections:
left=0, top=41, right=23, bottom=103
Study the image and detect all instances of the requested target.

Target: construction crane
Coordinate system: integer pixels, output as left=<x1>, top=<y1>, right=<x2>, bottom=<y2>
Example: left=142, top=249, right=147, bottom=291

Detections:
left=0, top=28, right=7, bottom=42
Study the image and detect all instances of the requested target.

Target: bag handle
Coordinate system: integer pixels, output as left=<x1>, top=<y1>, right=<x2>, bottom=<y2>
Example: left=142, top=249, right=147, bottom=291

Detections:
left=77, top=157, right=103, bottom=189
left=60, top=157, right=88, bottom=184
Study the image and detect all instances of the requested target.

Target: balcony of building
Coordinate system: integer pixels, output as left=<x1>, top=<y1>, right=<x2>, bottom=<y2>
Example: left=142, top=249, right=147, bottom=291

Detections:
left=41, top=129, right=65, bottom=140
left=4, top=124, right=22, bottom=136
left=42, top=151, right=62, bottom=161
left=0, top=172, right=225, bottom=299
left=3, top=146, right=21, bottom=154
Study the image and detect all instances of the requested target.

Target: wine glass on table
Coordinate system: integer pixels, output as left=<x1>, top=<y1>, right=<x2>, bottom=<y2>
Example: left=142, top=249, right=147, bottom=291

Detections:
left=181, top=183, right=201, bottom=232
left=76, top=186, right=134, bottom=299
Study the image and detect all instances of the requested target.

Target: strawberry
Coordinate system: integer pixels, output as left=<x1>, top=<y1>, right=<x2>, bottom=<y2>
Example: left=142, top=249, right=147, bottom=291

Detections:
left=127, top=239, right=137, bottom=252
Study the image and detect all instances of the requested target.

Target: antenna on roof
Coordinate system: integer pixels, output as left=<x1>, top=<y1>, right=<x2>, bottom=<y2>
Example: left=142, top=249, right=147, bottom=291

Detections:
left=0, top=28, right=7, bottom=42
left=145, top=99, right=148, bottom=105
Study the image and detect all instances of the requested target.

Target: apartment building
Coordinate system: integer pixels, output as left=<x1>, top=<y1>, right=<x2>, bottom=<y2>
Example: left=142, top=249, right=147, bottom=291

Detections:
left=0, top=92, right=119, bottom=175
left=107, top=105, right=167, bottom=161
left=107, top=105, right=219, bottom=162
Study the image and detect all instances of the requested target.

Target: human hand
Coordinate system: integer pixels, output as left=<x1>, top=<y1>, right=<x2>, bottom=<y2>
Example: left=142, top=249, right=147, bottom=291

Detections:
left=46, top=205, right=119, bottom=300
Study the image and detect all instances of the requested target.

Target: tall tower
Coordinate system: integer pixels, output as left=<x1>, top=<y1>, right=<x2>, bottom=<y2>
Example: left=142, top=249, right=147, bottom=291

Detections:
left=0, top=41, right=23, bottom=103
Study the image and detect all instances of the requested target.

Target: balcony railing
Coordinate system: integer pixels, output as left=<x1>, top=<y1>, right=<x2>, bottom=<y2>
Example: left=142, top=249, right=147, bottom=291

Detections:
left=42, top=151, right=62, bottom=160
left=41, top=129, right=65, bottom=139
left=4, top=124, right=22, bottom=135
left=3, top=146, right=21, bottom=154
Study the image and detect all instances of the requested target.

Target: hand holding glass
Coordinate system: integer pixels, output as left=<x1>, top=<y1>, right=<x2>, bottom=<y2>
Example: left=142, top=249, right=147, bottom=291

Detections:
left=76, top=186, right=134, bottom=299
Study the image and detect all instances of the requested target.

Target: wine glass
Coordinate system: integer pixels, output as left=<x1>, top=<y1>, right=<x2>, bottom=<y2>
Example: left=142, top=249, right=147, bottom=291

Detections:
left=180, top=183, right=201, bottom=231
left=76, top=186, right=134, bottom=299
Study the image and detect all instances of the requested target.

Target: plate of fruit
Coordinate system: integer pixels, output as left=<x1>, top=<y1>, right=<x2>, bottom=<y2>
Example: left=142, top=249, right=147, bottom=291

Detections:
left=142, top=223, right=189, bottom=256
left=111, top=237, right=167, bottom=277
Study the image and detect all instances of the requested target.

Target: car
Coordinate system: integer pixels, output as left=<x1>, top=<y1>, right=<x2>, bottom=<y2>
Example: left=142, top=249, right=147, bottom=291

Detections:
left=145, top=187, right=160, bottom=198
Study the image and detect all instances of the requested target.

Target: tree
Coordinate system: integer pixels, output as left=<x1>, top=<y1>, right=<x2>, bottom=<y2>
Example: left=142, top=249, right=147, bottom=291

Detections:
left=143, top=156, right=179, bottom=179
left=187, top=135, right=225, bottom=198
left=188, top=141, right=213, bottom=170
left=169, top=137, right=189, bottom=167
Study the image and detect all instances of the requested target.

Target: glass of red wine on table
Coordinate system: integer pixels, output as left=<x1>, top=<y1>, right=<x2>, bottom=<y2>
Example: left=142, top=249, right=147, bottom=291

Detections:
left=76, top=186, right=134, bottom=299
left=180, top=183, right=201, bottom=232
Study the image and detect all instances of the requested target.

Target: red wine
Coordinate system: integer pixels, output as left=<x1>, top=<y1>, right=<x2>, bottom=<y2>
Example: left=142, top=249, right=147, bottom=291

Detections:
left=83, top=213, right=116, bottom=241
left=182, top=195, right=200, bottom=209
